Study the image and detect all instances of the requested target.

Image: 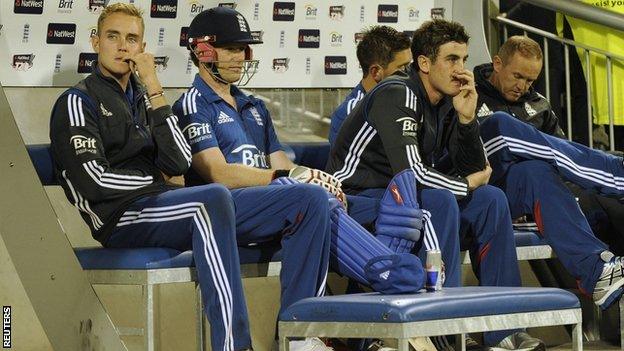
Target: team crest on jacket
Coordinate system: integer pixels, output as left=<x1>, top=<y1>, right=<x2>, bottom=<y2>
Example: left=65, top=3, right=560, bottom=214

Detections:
left=524, top=102, right=537, bottom=117
left=250, top=107, right=263, bottom=126
left=100, top=103, right=113, bottom=117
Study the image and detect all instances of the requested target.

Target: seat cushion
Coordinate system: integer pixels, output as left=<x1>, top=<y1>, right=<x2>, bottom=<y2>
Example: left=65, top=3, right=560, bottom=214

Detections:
left=75, top=244, right=282, bottom=270
left=280, top=287, right=579, bottom=323
left=75, top=247, right=193, bottom=270
left=514, top=231, right=547, bottom=247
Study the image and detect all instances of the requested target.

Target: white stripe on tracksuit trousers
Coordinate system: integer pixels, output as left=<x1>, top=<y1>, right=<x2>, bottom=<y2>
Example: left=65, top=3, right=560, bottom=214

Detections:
left=116, top=201, right=236, bottom=351
left=480, top=112, right=624, bottom=197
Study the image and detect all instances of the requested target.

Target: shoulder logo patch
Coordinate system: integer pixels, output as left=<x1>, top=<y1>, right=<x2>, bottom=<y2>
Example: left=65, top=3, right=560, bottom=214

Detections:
left=396, top=116, right=418, bottom=137
left=217, top=111, right=235, bottom=124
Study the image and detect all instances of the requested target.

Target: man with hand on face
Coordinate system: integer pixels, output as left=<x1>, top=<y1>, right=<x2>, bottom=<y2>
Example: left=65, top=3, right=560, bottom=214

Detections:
left=327, top=20, right=544, bottom=351
left=328, top=26, right=412, bottom=146
left=174, top=8, right=428, bottom=351
left=475, top=35, right=624, bottom=311
left=49, top=4, right=267, bottom=351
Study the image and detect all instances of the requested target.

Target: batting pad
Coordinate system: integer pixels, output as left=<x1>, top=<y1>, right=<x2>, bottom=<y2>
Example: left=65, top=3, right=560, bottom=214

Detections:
left=376, top=169, right=423, bottom=253
left=329, top=199, right=424, bottom=293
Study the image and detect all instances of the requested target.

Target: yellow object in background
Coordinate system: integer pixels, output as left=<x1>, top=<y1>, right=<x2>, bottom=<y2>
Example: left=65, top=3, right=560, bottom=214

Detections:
left=557, top=0, right=624, bottom=125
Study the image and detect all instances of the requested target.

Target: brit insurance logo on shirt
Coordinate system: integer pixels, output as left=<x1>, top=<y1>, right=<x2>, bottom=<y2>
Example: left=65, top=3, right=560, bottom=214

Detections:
left=14, top=0, right=45, bottom=14
left=151, top=0, right=177, bottom=19
left=298, top=29, right=320, bottom=48
left=377, top=4, right=398, bottom=23
left=71, top=135, right=97, bottom=155
left=324, top=56, right=347, bottom=75
left=77, top=53, right=98, bottom=73
left=183, top=123, right=212, bottom=145
left=11, top=54, right=35, bottom=71
left=273, top=2, right=295, bottom=21
left=47, top=23, right=76, bottom=44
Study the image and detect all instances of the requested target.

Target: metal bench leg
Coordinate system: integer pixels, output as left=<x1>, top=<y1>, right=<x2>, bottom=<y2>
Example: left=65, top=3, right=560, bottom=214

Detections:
left=620, top=298, right=624, bottom=351
left=398, top=338, right=409, bottom=351
left=196, top=283, right=205, bottom=351
left=143, top=284, right=155, bottom=351
left=280, top=335, right=289, bottom=351
left=455, top=333, right=466, bottom=351
left=572, top=321, right=583, bottom=351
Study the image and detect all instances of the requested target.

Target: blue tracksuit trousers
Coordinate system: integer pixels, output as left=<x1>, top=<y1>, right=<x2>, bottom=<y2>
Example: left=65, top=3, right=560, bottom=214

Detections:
left=480, top=112, right=610, bottom=294
left=105, top=184, right=250, bottom=351
left=231, top=184, right=331, bottom=311
left=481, top=112, right=624, bottom=197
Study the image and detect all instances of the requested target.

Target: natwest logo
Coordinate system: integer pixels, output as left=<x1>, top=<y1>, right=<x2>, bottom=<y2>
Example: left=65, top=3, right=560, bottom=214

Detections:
left=298, top=29, right=320, bottom=48
left=250, top=30, right=264, bottom=42
left=188, top=0, right=204, bottom=16
left=88, top=0, right=107, bottom=13
left=179, top=26, right=189, bottom=47
left=329, top=5, right=344, bottom=20
left=77, top=52, right=98, bottom=74
left=272, top=58, right=289, bottom=73
left=151, top=0, right=178, bottom=19
left=11, top=54, right=35, bottom=71
left=324, top=56, right=347, bottom=75
left=14, top=0, right=45, bottom=14
left=304, top=4, right=317, bottom=19
left=377, top=4, right=398, bottom=23
left=273, top=2, right=295, bottom=21
left=47, top=23, right=76, bottom=44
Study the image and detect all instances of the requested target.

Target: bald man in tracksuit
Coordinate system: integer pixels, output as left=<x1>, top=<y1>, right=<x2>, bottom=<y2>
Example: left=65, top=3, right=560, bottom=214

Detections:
left=474, top=35, right=624, bottom=310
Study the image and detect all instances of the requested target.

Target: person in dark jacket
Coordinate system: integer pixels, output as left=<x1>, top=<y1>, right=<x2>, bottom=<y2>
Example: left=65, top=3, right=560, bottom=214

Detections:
left=327, top=20, right=544, bottom=350
left=475, top=36, right=624, bottom=311
left=49, top=4, right=270, bottom=351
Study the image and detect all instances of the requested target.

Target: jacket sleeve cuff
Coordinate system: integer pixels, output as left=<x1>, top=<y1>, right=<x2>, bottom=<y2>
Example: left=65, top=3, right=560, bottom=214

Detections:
left=148, top=105, right=175, bottom=126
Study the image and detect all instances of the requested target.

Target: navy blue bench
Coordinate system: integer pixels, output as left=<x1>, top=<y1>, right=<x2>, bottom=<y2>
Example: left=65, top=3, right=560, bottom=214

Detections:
left=280, top=287, right=582, bottom=351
